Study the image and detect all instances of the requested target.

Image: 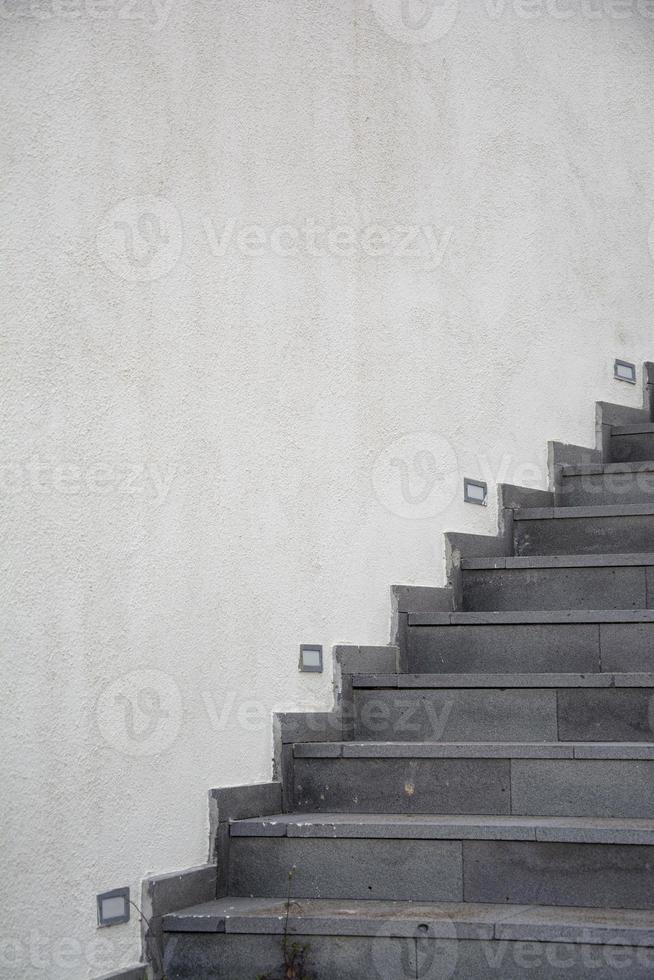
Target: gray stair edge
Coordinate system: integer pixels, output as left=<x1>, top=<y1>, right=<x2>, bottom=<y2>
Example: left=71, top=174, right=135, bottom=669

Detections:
left=161, top=897, right=654, bottom=946
left=612, top=423, right=654, bottom=435
left=408, top=609, right=654, bottom=625
left=561, top=461, right=654, bottom=476
left=514, top=503, right=654, bottom=520
left=350, top=671, right=654, bottom=688
left=229, top=812, right=654, bottom=845
left=461, top=553, right=654, bottom=569
left=292, top=741, right=654, bottom=760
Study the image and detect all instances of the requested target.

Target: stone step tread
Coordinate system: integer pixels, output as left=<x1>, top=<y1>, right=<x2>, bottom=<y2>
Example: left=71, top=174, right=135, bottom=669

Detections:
left=561, top=461, right=654, bottom=476
left=230, top=812, right=654, bottom=845
left=514, top=503, right=654, bottom=520
left=461, top=553, right=654, bottom=569
left=351, top=672, right=654, bottom=689
left=408, top=609, right=654, bottom=626
left=612, top=423, right=654, bottom=435
left=293, top=741, right=654, bottom=760
left=162, top=897, right=654, bottom=945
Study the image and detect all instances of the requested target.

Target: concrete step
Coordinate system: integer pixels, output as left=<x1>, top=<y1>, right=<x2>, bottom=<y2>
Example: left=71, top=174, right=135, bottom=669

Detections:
left=224, top=812, right=654, bottom=909
left=558, top=461, right=654, bottom=506
left=513, top=503, right=654, bottom=556
left=610, top=423, right=654, bottom=463
left=461, top=553, right=654, bottom=611
left=292, top=742, right=654, bottom=818
left=349, top=673, right=654, bottom=743
left=163, top=898, right=654, bottom=979
left=406, top=609, right=654, bottom=674
left=231, top=811, right=654, bottom=844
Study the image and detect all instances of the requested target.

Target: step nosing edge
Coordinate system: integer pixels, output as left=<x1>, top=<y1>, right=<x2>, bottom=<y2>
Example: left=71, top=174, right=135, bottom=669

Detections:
left=292, top=741, right=654, bottom=759
left=515, top=504, right=654, bottom=519
left=408, top=610, right=654, bottom=625
left=461, top=553, right=654, bottom=569
left=163, top=899, right=654, bottom=945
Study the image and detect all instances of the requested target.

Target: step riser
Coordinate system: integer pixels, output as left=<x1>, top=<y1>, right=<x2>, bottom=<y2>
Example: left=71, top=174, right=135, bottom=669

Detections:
left=513, top=514, right=654, bottom=556
left=465, top=840, right=654, bottom=910
left=292, top=757, right=654, bottom=818
left=351, top=689, right=654, bottom=743
left=229, top=836, right=461, bottom=903
left=228, top=836, right=654, bottom=910
left=407, top=622, right=654, bottom=674
left=559, top=473, right=654, bottom=506
left=462, top=566, right=652, bottom=611
left=611, top=432, right=654, bottom=463
left=163, top=933, right=654, bottom=980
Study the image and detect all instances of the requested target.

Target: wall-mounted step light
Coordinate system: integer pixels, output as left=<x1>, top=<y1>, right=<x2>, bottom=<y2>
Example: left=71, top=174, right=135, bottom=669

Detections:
left=614, top=359, right=637, bottom=384
left=299, top=644, right=323, bottom=673
left=464, top=478, right=488, bottom=506
left=97, top=887, right=130, bottom=927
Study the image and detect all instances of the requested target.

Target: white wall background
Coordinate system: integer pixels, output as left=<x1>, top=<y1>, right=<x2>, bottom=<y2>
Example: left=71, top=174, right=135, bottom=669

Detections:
left=2, top=0, right=654, bottom=975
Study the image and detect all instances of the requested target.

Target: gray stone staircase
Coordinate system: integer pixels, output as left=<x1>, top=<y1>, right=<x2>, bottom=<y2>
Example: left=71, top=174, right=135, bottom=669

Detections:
left=160, top=366, right=654, bottom=979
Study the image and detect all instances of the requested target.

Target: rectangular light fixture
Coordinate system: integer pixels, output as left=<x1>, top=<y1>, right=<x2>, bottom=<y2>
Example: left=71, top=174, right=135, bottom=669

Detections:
left=614, top=359, right=637, bottom=384
left=299, top=644, right=323, bottom=673
left=97, top=887, right=130, bottom=927
left=464, top=478, right=488, bottom=506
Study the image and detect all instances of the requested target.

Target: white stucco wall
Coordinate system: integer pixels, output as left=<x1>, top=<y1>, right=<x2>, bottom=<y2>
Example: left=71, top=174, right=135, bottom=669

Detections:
left=2, top=1, right=654, bottom=975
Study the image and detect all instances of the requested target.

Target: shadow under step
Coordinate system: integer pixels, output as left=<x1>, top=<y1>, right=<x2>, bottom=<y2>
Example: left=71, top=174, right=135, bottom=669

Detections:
left=512, top=503, right=654, bottom=556
left=292, top=741, right=654, bottom=818
left=163, top=899, right=654, bottom=980
left=610, top=424, right=654, bottom=463
left=407, top=609, right=654, bottom=674
left=349, top=672, right=654, bottom=743
left=461, top=553, right=654, bottom=611
left=558, top=461, right=654, bottom=506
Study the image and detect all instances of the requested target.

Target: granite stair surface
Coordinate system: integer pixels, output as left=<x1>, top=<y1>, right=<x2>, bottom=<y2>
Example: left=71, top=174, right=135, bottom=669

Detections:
left=162, top=367, right=654, bottom=979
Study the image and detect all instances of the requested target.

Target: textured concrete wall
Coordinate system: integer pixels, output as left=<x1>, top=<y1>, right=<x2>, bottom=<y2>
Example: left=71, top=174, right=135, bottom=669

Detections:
left=1, top=1, right=654, bottom=975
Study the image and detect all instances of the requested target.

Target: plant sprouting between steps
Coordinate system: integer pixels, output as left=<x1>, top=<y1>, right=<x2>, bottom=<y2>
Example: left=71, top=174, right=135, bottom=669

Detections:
left=129, top=899, right=167, bottom=980
left=257, top=867, right=312, bottom=980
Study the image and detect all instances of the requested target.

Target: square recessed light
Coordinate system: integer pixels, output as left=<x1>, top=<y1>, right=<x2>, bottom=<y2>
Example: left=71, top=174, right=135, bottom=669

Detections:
left=464, top=478, right=488, bottom=506
left=299, top=645, right=323, bottom=673
left=97, top=888, right=130, bottom=927
left=614, top=359, right=637, bottom=384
